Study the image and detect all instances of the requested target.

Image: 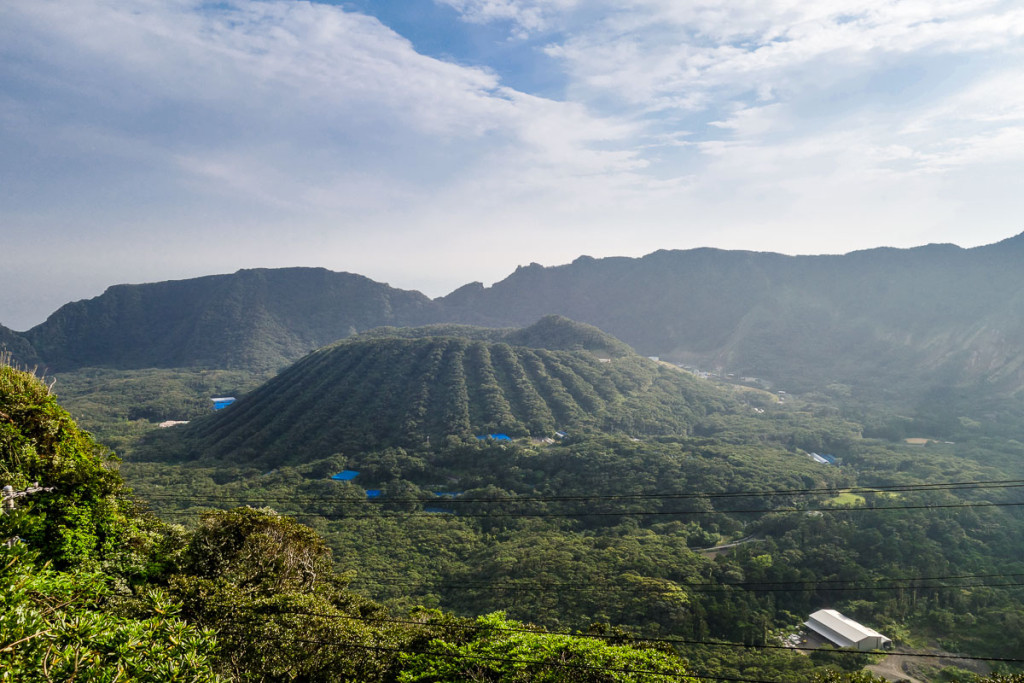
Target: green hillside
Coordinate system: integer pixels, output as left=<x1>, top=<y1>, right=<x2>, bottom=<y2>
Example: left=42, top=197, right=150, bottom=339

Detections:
left=138, top=318, right=734, bottom=466
left=19, top=267, right=433, bottom=372
left=10, top=318, right=1024, bottom=680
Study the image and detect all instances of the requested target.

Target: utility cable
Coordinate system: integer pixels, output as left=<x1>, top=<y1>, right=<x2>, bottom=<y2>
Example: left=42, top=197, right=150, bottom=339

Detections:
left=213, top=608, right=1024, bottom=665
left=152, top=498, right=1024, bottom=519
left=134, top=478, right=1024, bottom=506
left=340, top=577, right=1024, bottom=595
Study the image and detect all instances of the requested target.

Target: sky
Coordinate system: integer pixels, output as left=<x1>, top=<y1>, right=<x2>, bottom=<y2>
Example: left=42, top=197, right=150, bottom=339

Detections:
left=1, top=0, right=1023, bottom=330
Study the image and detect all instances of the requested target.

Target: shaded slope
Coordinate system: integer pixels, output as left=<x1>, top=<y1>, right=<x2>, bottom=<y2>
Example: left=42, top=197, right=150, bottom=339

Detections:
left=23, top=267, right=434, bottom=371
left=352, top=315, right=635, bottom=358
left=13, top=234, right=1024, bottom=401
left=139, top=321, right=731, bottom=466
left=0, top=324, right=38, bottom=367
left=436, top=236, right=1024, bottom=395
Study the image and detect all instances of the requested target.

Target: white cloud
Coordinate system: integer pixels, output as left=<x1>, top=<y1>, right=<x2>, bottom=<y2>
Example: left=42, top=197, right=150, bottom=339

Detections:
left=0, top=0, right=642, bottom=215
left=436, top=0, right=580, bottom=36
left=543, top=0, right=1024, bottom=111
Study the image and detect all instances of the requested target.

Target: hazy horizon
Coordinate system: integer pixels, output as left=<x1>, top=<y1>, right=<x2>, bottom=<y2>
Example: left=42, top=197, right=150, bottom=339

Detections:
left=5, top=232, right=1020, bottom=332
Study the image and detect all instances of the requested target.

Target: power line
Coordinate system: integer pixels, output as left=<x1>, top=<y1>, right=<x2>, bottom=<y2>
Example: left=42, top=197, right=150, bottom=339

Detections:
left=351, top=571, right=1024, bottom=589
left=215, top=627, right=726, bottom=682
left=135, top=478, right=1024, bottom=506
left=150, top=498, right=1024, bottom=519
left=215, top=608, right=1024, bottom=666
left=341, top=577, right=1024, bottom=596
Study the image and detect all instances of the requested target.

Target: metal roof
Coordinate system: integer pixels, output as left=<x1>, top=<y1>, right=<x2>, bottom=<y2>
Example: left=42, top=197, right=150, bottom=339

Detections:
left=805, top=609, right=888, bottom=647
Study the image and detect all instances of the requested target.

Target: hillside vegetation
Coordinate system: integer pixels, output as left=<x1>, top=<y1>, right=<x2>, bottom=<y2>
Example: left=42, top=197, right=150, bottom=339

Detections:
left=2, top=359, right=714, bottom=682
left=136, top=318, right=734, bottom=467
left=17, top=267, right=433, bottom=372
left=117, top=320, right=1024, bottom=682
left=437, top=236, right=1024, bottom=400
left=6, top=238, right=1024, bottom=681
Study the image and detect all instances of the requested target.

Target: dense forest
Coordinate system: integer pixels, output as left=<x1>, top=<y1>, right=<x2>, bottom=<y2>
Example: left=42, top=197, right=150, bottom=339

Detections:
left=123, top=400, right=1024, bottom=680
left=3, top=360, right=711, bottom=682
left=6, top=284, right=1024, bottom=683
left=6, top=312, right=1022, bottom=681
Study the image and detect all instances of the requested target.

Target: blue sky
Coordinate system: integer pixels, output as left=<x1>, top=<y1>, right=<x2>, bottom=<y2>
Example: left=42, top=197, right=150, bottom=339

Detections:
left=1, top=0, right=1023, bottom=329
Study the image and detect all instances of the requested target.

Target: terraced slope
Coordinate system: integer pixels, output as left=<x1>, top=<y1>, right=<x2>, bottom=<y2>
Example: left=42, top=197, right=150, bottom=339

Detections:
left=141, top=320, right=732, bottom=466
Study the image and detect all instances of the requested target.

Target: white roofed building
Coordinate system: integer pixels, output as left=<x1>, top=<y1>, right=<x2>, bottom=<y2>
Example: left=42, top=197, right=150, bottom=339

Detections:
left=804, top=609, right=892, bottom=651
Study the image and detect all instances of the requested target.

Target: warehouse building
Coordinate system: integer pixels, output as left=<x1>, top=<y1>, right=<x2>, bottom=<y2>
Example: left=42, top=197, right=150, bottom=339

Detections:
left=804, top=609, right=892, bottom=651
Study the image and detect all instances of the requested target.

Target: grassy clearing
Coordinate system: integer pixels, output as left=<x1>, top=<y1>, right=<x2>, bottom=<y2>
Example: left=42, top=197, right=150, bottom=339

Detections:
left=825, top=491, right=866, bottom=507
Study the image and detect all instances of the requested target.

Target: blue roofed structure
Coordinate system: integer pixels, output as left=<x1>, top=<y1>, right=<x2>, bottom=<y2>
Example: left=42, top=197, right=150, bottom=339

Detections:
left=211, top=397, right=236, bottom=410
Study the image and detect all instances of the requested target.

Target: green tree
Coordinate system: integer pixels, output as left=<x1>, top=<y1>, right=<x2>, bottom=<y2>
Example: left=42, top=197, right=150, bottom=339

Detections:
left=0, top=544, right=221, bottom=683
left=398, top=612, right=696, bottom=682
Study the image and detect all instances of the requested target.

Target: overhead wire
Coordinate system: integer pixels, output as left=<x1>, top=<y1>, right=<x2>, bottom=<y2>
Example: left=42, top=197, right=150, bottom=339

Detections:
left=148, top=498, right=1024, bottom=519
left=213, top=627, right=732, bottom=682
left=124, top=477, right=1024, bottom=675
left=210, top=607, right=1024, bottom=667
left=135, top=477, right=1024, bottom=505
left=340, top=577, right=1024, bottom=595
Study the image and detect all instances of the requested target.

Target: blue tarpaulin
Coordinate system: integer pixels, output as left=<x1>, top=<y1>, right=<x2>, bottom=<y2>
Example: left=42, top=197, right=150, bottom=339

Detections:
left=331, top=470, right=359, bottom=481
left=365, top=489, right=382, bottom=499
left=475, top=433, right=512, bottom=441
left=211, top=397, right=236, bottom=410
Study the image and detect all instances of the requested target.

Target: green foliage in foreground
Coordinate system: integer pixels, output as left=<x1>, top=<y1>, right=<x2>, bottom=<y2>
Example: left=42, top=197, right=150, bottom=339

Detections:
left=0, top=545, right=221, bottom=683
left=0, top=363, right=160, bottom=570
left=398, top=612, right=696, bottom=682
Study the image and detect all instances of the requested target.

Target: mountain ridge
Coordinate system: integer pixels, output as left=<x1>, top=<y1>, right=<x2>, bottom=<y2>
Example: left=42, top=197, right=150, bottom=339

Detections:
left=4, top=234, right=1024, bottom=402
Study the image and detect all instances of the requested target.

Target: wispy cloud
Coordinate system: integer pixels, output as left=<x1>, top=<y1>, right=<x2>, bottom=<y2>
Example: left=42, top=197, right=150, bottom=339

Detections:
left=436, top=0, right=580, bottom=36
left=539, top=0, right=1024, bottom=109
left=0, top=0, right=634, bottom=214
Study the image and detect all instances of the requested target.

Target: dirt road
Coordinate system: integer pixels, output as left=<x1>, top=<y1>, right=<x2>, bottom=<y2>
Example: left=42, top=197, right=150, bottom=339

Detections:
left=866, top=650, right=991, bottom=683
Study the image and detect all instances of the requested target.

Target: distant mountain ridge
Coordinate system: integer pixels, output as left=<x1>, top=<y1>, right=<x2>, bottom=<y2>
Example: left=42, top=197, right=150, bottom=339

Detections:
left=4, top=235, right=1024, bottom=400
left=435, top=236, right=1024, bottom=395
left=17, top=268, right=433, bottom=372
